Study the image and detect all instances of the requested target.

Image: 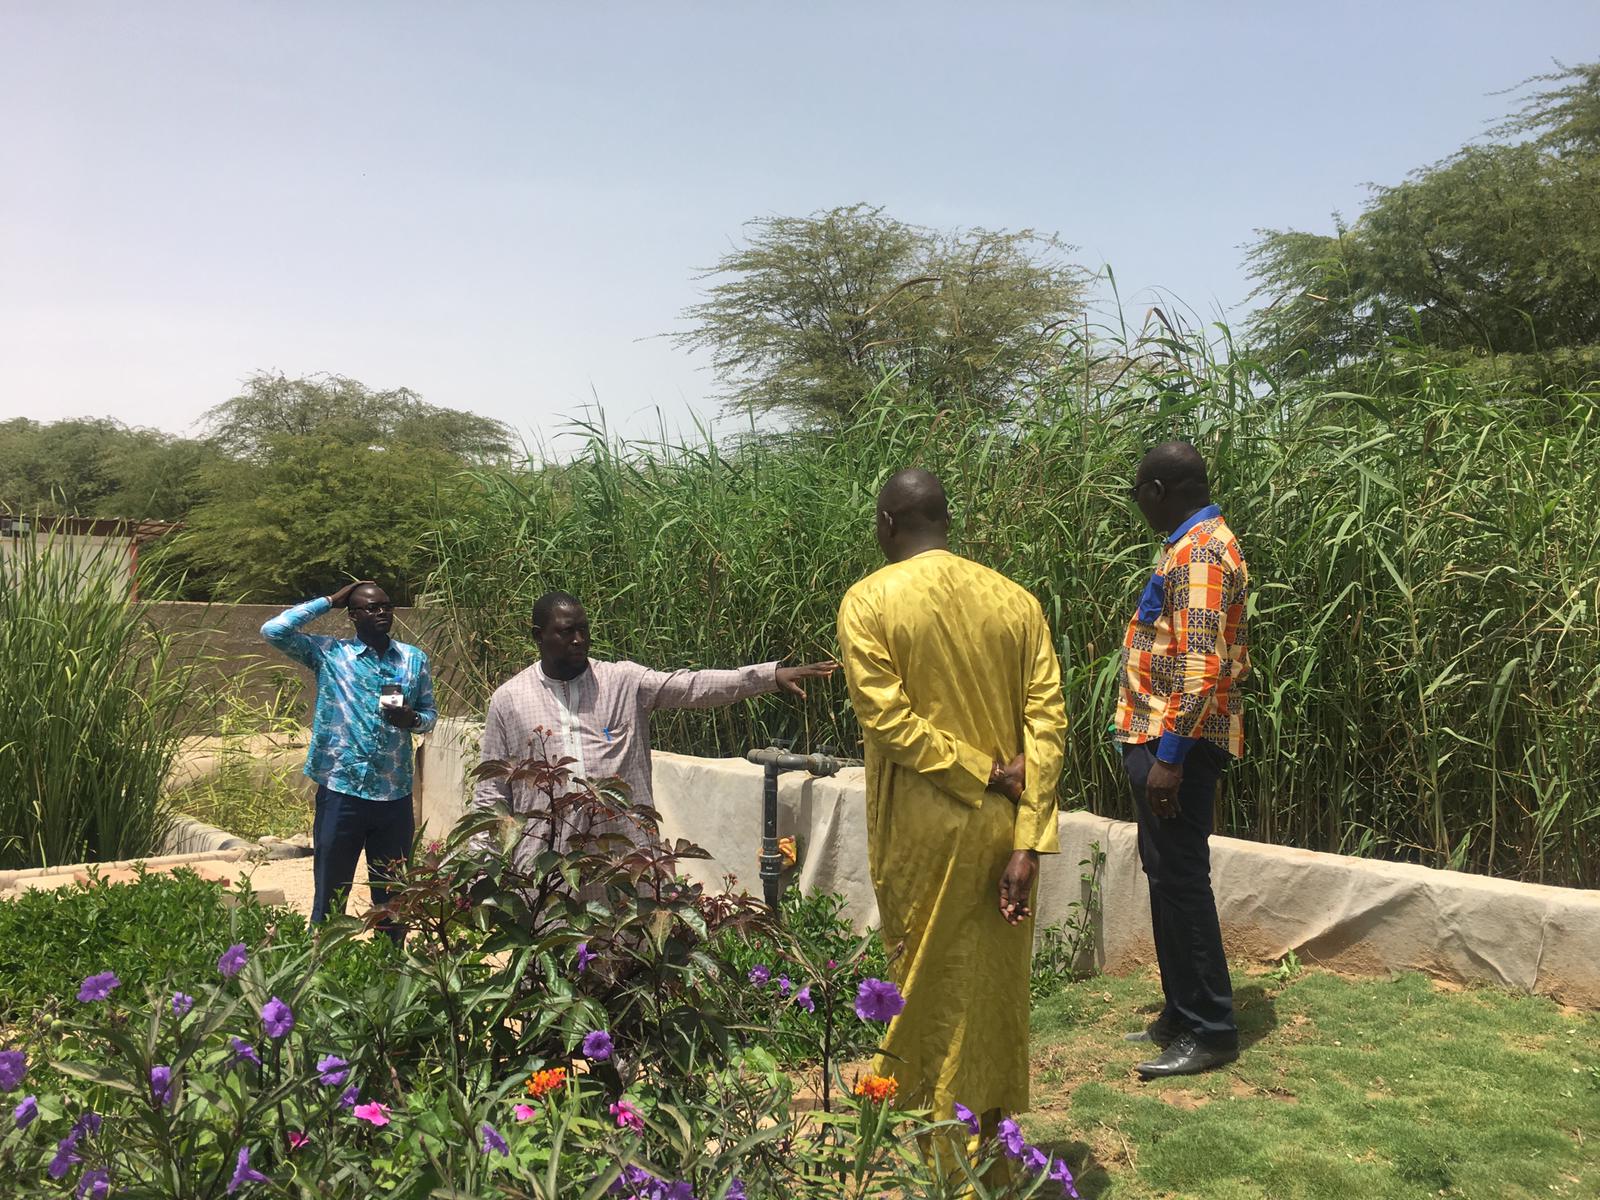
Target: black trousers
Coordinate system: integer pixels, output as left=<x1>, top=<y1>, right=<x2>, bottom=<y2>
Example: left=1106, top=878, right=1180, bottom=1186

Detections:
left=311, top=785, right=413, bottom=944
left=1121, top=740, right=1237, bottom=1047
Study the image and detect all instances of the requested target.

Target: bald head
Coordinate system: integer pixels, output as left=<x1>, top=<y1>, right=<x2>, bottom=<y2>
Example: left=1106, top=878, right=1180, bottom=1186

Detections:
left=874, top=468, right=951, bottom=562
left=877, top=468, right=949, bottom=526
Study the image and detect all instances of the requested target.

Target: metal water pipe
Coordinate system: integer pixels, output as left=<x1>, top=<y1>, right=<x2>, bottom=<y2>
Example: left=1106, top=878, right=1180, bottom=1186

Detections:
left=745, top=740, right=844, bottom=918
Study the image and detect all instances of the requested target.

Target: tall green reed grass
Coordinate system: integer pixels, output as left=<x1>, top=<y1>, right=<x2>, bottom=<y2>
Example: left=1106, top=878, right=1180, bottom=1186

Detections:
left=0, top=538, right=208, bottom=868
left=425, top=326, right=1600, bottom=888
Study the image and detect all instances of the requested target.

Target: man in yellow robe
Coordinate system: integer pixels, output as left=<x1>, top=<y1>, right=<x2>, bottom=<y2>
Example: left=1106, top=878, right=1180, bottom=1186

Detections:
left=836, top=468, right=1066, bottom=1129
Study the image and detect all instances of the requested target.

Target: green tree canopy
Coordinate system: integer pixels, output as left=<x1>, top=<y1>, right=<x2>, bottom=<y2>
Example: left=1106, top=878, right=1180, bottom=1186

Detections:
left=674, top=205, right=1087, bottom=424
left=1245, top=60, right=1600, bottom=382
left=0, top=418, right=218, bottom=521
left=141, top=372, right=515, bottom=603
left=204, top=372, right=516, bottom=463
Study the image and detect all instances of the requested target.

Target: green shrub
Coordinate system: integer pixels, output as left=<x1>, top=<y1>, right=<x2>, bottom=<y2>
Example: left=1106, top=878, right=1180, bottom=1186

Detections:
left=0, top=747, right=1086, bottom=1199
left=0, top=870, right=304, bottom=1028
left=714, top=888, right=891, bottom=1068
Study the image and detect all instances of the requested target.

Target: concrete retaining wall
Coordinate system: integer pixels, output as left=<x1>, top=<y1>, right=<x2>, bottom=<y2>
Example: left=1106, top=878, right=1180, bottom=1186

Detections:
left=417, top=717, right=1600, bottom=1008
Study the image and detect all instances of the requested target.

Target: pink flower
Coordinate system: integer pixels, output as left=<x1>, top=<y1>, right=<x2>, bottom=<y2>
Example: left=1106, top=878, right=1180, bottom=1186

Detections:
left=513, top=1104, right=536, bottom=1122
left=610, top=1099, right=645, bottom=1132
left=287, top=1131, right=309, bottom=1151
left=353, top=1102, right=391, bottom=1127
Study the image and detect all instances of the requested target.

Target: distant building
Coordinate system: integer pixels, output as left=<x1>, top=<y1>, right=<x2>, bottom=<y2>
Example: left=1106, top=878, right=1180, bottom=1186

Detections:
left=0, top=514, right=178, bottom=599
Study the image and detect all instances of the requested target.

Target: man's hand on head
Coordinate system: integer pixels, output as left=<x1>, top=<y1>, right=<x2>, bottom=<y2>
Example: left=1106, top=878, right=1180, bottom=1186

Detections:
left=1146, top=757, right=1183, bottom=819
left=382, top=704, right=420, bottom=730
left=328, top=581, right=375, bottom=609
left=775, top=661, right=840, bottom=699
left=998, top=850, right=1038, bottom=925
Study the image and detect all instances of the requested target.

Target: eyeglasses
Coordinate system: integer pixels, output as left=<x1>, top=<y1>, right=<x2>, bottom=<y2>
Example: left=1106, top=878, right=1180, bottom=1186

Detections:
left=1126, top=478, right=1160, bottom=500
left=352, top=602, right=394, bottom=614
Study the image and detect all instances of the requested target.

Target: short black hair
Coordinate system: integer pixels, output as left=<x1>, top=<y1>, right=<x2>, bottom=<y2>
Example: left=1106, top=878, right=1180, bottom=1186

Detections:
left=1140, top=441, right=1210, bottom=503
left=531, top=590, right=583, bottom=631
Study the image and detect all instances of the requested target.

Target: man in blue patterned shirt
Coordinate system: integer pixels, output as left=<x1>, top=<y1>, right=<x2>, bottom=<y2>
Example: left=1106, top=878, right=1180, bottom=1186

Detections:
left=262, top=580, right=437, bottom=940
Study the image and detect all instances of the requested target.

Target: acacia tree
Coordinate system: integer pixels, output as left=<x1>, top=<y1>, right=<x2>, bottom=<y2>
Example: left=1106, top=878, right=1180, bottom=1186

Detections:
left=1245, top=61, right=1600, bottom=382
left=146, top=373, right=515, bottom=603
left=674, top=205, right=1087, bottom=424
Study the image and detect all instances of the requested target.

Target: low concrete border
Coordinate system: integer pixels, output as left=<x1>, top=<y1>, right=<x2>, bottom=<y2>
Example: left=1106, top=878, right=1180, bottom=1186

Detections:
left=416, top=717, right=1600, bottom=1008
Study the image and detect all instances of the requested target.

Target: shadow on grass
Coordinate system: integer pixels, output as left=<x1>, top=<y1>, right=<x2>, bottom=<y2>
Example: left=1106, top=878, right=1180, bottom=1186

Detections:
left=1032, top=1136, right=1113, bottom=1199
left=1131, top=978, right=1278, bottom=1052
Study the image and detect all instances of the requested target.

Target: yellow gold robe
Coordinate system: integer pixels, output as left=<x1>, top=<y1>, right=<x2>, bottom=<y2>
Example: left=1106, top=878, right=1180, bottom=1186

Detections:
left=837, top=549, right=1066, bottom=1119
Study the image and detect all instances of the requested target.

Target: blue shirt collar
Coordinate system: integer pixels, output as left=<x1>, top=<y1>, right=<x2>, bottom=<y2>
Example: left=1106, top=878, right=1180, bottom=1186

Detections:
left=1166, top=504, right=1222, bottom=545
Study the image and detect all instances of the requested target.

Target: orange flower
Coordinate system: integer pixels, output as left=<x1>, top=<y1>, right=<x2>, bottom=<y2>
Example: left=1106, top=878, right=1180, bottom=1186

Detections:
left=525, top=1067, right=568, bottom=1099
left=852, top=1073, right=898, bottom=1103
left=777, top=836, right=797, bottom=867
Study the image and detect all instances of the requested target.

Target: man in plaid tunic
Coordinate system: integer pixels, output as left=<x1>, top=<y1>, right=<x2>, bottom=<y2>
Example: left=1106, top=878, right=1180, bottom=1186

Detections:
left=1114, top=441, right=1250, bottom=1078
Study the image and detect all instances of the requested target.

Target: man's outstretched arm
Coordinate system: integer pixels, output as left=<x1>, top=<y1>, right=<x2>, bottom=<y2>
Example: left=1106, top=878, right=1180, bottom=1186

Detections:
left=836, top=590, right=992, bottom=809
left=641, top=660, right=838, bottom=710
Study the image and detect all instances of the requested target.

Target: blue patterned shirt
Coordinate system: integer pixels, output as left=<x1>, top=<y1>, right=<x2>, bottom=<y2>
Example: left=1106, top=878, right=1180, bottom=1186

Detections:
left=261, top=597, right=438, bottom=801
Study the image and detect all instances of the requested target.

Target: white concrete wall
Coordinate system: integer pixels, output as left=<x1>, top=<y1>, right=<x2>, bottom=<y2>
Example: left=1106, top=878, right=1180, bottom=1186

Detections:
left=418, top=718, right=1600, bottom=1008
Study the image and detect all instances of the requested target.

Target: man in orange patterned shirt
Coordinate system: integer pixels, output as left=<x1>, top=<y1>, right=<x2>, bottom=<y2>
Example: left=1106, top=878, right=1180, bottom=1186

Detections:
left=1114, top=441, right=1250, bottom=1079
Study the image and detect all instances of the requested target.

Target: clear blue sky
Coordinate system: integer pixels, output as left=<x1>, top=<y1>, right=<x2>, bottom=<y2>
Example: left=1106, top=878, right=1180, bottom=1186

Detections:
left=3, top=1, right=1595, bottom=447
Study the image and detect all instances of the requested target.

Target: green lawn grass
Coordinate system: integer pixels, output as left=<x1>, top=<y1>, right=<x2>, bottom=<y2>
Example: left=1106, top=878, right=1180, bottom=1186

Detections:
left=1024, top=965, right=1600, bottom=1199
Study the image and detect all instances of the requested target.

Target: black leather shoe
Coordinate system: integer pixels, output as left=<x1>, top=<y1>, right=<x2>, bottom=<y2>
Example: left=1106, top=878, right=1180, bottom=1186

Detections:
left=1123, top=1018, right=1179, bottom=1047
left=1136, top=1032, right=1238, bottom=1079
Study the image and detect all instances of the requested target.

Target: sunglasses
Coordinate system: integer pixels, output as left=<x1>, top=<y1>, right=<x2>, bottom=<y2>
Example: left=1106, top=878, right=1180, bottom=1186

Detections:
left=1126, top=478, right=1161, bottom=500
left=352, top=602, right=394, bottom=614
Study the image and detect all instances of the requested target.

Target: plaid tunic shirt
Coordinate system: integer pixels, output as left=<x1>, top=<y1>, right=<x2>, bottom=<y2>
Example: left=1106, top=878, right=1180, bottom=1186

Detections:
left=1114, top=505, right=1250, bottom=762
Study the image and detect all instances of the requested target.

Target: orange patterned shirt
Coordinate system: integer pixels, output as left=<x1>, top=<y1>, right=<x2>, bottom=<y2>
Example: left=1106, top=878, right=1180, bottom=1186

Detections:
left=1113, top=505, right=1249, bottom=761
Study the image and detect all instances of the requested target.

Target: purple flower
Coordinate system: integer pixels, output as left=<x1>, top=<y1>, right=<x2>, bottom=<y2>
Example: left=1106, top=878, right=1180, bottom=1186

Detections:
left=777, top=975, right=792, bottom=996
left=480, top=1122, right=509, bottom=1156
left=953, top=1102, right=979, bottom=1133
left=575, top=942, right=597, bottom=973
left=227, top=1146, right=268, bottom=1193
left=998, top=1118, right=1026, bottom=1159
left=727, top=1181, right=747, bottom=1200
left=150, top=1065, right=173, bottom=1107
left=582, top=1030, right=614, bottom=1061
left=793, top=984, right=815, bottom=1013
left=1048, top=1157, right=1080, bottom=1199
left=748, top=964, right=770, bottom=986
left=316, top=1055, right=349, bottom=1086
left=171, top=992, right=194, bottom=1018
left=826, top=958, right=837, bottom=969
left=230, top=1037, right=261, bottom=1068
left=77, top=1167, right=111, bottom=1200
left=1024, top=1145, right=1049, bottom=1172
left=0, top=1049, right=24, bottom=1090
left=261, top=996, right=293, bottom=1039
left=13, top=1094, right=38, bottom=1129
left=854, top=978, right=905, bottom=1023
left=48, top=1137, right=81, bottom=1179
left=77, top=971, right=120, bottom=1003
left=217, top=943, right=249, bottom=979
left=662, top=1183, right=695, bottom=1200
left=339, top=1083, right=360, bottom=1109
